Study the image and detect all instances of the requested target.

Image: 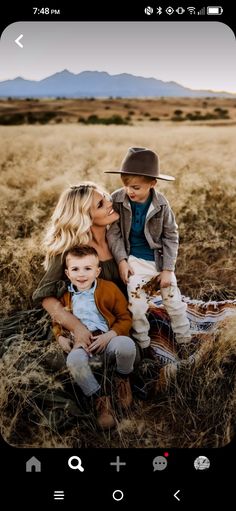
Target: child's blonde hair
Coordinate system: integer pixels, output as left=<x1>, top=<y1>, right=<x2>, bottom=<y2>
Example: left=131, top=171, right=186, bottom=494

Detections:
left=121, top=174, right=157, bottom=185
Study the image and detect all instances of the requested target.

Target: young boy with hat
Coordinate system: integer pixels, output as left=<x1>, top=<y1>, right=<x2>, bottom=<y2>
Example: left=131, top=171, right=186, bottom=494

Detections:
left=105, top=147, right=191, bottom=357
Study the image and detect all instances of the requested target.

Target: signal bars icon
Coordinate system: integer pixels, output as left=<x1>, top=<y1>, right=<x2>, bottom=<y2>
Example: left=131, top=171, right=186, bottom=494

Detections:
left=198, top=7, right=206, bottom=14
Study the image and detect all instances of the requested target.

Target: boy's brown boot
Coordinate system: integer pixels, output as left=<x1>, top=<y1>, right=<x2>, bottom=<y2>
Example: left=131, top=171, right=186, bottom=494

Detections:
left=115, top=375, right=133, bottom=409
left=95, top=395, right=116, bottom=429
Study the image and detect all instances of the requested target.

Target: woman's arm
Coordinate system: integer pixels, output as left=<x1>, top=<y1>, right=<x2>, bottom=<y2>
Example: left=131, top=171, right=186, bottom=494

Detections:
left=32, top=254, right=65, bottom=304
left=42, top=296, right=91, bottom=344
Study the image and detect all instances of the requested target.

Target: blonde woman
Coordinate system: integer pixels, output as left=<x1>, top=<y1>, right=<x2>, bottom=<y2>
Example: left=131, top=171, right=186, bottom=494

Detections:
left=33, top=182, right=125, bottom=332
left=33, top=182, right=135, bottom=428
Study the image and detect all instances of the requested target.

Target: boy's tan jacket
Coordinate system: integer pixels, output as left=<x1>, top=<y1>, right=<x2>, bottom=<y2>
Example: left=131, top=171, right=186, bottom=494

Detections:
left=52, top=278, right=132, bottom=339
left=106, top=187, right=179, bottom=272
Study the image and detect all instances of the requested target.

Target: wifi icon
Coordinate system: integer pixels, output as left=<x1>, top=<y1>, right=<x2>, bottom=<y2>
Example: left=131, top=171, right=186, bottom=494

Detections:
left=187, top=6, right=196, bottom=14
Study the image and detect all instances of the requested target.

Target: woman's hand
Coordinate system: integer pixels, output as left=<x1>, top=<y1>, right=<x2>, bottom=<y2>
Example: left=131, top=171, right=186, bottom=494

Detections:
left=58, top=335, right=73, bottom=353
left=73, top=324, right=91, bottom=352
left=43, top=297, right=92, bottom=348
left=88, top=330, right=116, bottom=354
left=118, top=259, right=134, bottom=284
left=73, top=323, right=91, bottom=344
left=158, top=270, right=174, bottom=288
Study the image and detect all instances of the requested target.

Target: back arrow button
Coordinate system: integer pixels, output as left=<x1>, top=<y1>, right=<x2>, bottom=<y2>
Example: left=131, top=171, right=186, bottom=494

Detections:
left=15, top=34, right=23, bottom=48
left=174, top=490, right=181, bottom=501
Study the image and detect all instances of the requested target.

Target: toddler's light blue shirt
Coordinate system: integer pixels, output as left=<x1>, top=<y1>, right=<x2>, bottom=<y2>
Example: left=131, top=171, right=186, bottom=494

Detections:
left=68, top=280, right=108, bottom=333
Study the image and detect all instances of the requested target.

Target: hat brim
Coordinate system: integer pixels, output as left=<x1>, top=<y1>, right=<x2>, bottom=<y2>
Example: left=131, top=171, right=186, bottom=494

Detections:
left=104, top=170, right=175, bottom=181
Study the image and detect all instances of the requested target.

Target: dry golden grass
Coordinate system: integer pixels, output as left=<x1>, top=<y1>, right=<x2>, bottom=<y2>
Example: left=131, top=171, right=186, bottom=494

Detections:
left=0, top=119, right=236, bottom=447
left=1, top=121, right=235, bottom=314
left=154, top=316, right=236, bottom=448
left=1, top=314, right=236, bottom=448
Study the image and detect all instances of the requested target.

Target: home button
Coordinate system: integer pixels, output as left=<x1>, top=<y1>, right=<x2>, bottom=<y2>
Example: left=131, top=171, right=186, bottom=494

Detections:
left=26, top=456, right=41, bottom=472
left=112, top=489, right=124, bottom=502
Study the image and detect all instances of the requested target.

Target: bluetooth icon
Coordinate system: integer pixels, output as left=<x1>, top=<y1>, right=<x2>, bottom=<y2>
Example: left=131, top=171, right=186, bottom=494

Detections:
left=156, top=6, right=162, bottom=14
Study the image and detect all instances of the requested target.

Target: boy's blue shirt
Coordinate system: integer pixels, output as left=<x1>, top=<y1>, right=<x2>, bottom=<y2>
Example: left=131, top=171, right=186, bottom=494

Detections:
left=130, top=195, right=155, bottom=261
left=68, top=280, right=109, bottom=332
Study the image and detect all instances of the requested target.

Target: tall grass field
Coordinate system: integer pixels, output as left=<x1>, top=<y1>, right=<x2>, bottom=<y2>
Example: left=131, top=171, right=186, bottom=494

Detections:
left=1, top=105, right=236, bottom=448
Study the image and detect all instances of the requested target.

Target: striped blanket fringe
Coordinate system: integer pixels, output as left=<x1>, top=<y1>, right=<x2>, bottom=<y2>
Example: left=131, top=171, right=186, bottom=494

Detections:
left=148, top=294, right=236, bottom=368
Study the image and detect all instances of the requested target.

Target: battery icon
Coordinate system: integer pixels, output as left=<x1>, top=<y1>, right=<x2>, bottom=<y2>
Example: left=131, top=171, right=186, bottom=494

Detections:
left=207, top=6, right=223, bottom=14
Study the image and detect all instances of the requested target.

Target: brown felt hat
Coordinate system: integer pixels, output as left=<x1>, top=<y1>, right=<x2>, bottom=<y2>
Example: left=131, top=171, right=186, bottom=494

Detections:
left=104, top=147, right=175, bottom=181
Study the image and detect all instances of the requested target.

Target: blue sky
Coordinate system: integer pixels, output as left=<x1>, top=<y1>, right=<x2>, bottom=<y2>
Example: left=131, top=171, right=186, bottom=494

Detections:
left=0, top=21, right=235, bottom=92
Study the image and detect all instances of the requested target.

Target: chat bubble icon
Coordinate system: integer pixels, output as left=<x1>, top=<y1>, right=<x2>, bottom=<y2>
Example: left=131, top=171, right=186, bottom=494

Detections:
left=153, top=456, right=168, bottom=471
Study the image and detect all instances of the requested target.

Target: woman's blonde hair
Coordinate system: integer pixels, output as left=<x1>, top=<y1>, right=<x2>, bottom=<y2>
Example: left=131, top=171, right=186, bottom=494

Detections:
left=43, top=182, right=105, bottom=269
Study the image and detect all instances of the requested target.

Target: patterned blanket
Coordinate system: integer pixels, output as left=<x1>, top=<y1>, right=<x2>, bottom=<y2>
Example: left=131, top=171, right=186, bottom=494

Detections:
left=148, top=293, right=236, bottom=366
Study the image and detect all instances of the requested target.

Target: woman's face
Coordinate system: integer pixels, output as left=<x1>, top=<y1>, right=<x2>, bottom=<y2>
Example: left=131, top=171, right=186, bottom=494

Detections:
left=90, top=191, right=119, bottom=226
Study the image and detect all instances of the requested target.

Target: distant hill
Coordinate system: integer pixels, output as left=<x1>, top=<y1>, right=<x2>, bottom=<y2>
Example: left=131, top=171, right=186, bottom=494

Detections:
left=0, top=70, right=235, bottom=98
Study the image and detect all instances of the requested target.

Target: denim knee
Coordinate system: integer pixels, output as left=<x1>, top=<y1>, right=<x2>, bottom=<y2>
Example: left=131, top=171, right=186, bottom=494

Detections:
left=66, top=348, right=88, bottom=371
left=116, top=336, right=136, bottom=357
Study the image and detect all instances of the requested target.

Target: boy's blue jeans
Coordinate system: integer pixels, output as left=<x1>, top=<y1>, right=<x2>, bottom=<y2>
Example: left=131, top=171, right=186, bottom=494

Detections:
left=66, top=335, right=136, bottom=397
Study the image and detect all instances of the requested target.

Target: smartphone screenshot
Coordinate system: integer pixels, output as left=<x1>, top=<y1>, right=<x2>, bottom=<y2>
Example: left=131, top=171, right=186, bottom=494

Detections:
left=0, top=2, right=235, bottom=506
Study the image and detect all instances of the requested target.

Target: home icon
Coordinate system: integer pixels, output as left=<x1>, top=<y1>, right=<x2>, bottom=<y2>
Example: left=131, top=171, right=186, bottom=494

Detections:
left=26, top=456, right=41, bottom=472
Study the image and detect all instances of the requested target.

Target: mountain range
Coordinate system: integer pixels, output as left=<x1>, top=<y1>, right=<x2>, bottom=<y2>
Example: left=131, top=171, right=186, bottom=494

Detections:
left=0, top=70, right=234, bottom=98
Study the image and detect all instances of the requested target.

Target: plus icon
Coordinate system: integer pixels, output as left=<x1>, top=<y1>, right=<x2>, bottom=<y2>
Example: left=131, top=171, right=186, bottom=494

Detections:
left=110, top=456, right=126, bottom=472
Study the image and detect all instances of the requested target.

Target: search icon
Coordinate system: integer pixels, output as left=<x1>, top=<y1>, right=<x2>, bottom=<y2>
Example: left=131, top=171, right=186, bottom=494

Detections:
left=68, top=456, right=85, bottom=472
